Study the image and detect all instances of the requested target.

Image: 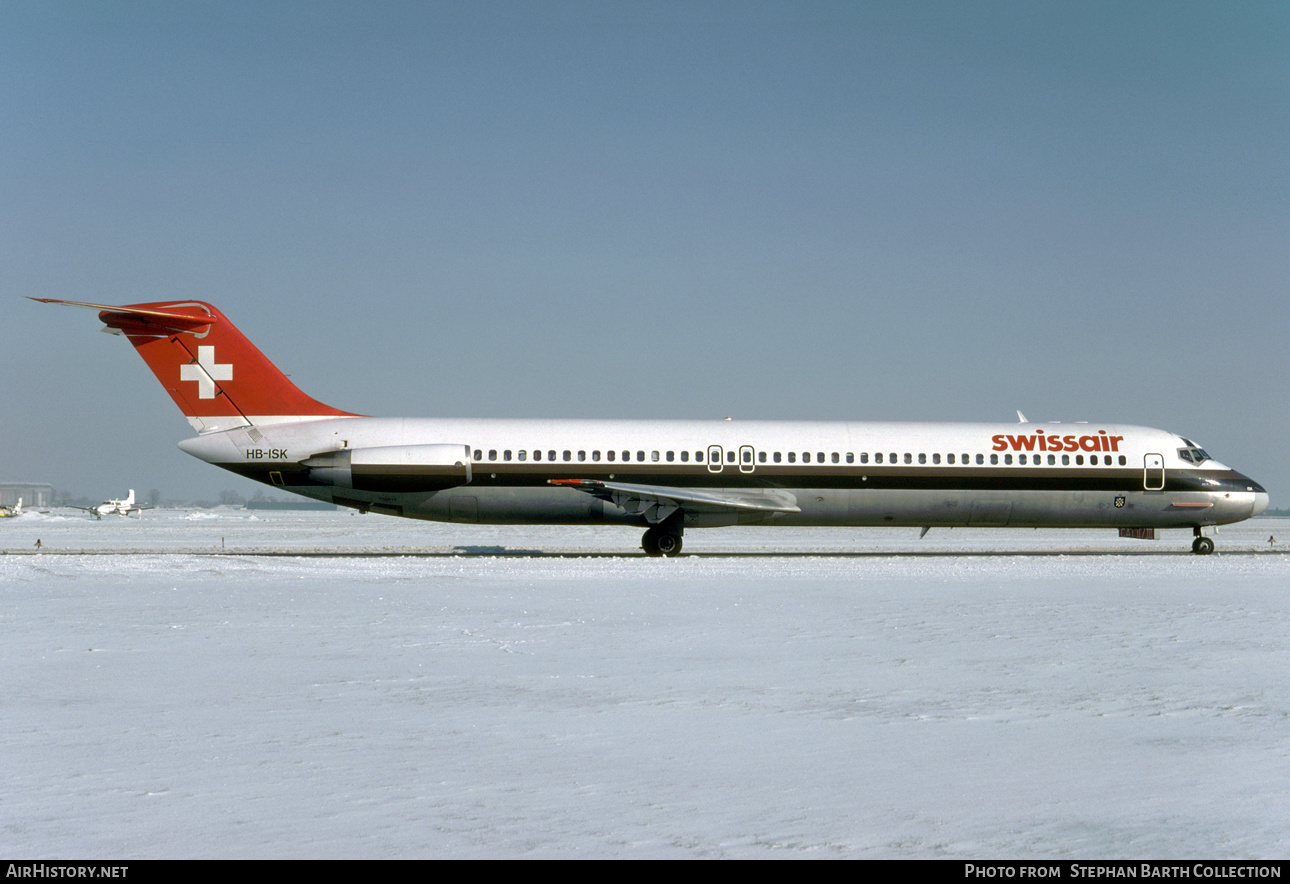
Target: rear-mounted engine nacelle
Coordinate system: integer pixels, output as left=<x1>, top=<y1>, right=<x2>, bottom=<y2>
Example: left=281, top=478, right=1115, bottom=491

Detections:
left=302, top=443, right=472, bottom=492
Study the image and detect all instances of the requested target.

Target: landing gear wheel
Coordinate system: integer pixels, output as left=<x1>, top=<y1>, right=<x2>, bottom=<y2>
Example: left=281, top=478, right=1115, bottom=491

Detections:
left=642, top=527, right=683, bottom=557
left=642, top=527, right=661, bottom=557
left=1192, top=536, right=1215, bottom=555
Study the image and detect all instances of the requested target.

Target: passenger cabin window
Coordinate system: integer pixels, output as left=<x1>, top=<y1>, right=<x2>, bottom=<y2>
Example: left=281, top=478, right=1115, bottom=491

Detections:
left=875, top=453, right=883, bottom=464
left=592, top=451, right=600, bottom=462
left=990, top=454, right=998, bottom=465
left=504, top=450, right=512, bottom=461
left=473, top=449, right=482, bottom=460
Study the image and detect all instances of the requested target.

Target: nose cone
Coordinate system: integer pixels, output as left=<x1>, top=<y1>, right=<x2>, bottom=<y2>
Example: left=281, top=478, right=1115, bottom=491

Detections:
left=1237, top=473, right=1269, bottom=517
left=1224, top=472, right=1269, bottom=520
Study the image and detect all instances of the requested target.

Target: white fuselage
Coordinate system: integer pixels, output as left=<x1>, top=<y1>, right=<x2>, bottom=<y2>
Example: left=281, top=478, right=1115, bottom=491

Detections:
left=179, top=417, right=1268, bottom=530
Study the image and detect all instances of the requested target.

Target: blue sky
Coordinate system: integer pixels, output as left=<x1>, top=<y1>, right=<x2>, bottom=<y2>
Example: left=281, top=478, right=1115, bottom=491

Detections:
left=3, top=1, right=1287, bottom=502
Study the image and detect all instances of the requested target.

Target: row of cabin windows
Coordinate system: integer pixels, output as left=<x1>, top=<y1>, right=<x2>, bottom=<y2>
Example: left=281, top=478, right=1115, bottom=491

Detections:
left=472, top=449, right=1129, bottom=467
left=476, top=449, right=707, bottom=463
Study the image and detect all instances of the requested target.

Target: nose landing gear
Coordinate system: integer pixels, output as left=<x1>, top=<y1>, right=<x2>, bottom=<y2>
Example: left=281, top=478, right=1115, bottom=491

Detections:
left=1192, top=527, right=1215, bottom=555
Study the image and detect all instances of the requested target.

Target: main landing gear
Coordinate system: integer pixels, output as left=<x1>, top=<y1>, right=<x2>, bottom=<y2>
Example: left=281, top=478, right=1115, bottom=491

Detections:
left=642, top=525, right=683, bottom=557
left=1192, top=527, right=1215, bottom=556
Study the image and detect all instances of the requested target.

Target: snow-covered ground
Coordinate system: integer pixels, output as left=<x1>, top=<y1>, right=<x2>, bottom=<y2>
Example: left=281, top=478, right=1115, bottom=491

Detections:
left=3, top=511, right=1288, bottom=857
left=4, top=506, right=1286, bottom=556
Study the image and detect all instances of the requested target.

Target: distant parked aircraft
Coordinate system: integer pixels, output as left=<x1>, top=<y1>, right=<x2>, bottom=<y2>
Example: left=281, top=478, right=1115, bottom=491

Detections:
left=0, top=498, right=22, bottom=518
left=71, top=489, right=151, bottom=519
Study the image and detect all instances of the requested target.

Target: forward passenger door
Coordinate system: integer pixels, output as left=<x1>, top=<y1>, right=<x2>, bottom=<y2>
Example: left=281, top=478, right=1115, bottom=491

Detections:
left=1143, top=453, right=1165, bottom=491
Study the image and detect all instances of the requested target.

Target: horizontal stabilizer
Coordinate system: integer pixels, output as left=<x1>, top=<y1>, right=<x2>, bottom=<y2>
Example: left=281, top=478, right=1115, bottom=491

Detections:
left=28, top=298, right=218, bottom=333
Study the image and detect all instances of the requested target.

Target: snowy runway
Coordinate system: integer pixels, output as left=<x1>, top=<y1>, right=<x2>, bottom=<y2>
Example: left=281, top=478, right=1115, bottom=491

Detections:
left=3, top=512, right=1289, bottom=857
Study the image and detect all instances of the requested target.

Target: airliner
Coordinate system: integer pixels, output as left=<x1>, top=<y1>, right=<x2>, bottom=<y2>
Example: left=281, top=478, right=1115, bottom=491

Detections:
left=35, top=298, right=1268, bottom=555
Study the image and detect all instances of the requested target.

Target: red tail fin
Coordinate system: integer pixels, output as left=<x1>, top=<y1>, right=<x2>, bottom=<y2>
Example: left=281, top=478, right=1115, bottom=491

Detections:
left=34, top=299, right=356, bottom=433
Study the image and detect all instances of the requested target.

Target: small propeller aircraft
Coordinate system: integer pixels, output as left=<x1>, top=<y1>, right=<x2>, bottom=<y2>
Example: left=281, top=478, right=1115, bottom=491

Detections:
left=71, top=490, right=152, bottom=519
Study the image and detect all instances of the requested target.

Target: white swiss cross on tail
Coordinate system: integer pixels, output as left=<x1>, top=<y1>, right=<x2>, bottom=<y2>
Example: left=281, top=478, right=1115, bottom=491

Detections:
left=179, top=345, right=233, bottom=399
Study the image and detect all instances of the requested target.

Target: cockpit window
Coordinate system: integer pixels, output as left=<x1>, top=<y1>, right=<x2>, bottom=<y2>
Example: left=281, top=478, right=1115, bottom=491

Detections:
left=1178, top=447, right=1210, bottom=465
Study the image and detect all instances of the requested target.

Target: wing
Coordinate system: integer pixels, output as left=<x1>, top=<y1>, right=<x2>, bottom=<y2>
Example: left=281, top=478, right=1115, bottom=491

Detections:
left=549, top=478, right=799, bottom=524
